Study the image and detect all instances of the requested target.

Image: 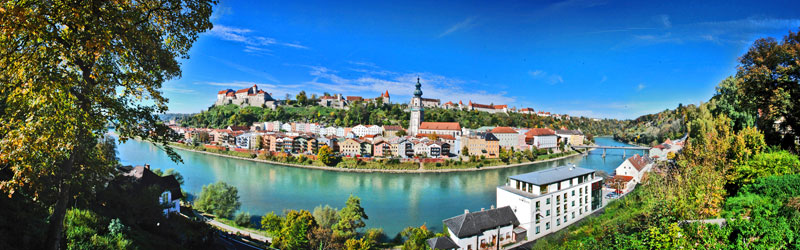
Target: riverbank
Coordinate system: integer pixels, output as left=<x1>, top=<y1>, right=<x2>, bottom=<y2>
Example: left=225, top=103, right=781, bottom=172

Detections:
left=164, top=142, right=592, bottom=174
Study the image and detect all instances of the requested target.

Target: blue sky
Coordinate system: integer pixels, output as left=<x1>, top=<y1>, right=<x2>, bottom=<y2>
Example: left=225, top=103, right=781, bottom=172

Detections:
left=162, top=0, right=800, bottom=119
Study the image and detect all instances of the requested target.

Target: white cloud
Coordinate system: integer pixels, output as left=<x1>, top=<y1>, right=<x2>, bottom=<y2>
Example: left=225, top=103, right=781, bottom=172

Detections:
left=212, top=57, right=281, bottom=83
left=637, top=83, right=646, bottom=91
left=207, top=25, right=309, bottom=52
left=528, top=70, right=564, bottom=84
left=438, top=17, right=477, bottom=38
left=549, top=0, right=607, bottom=10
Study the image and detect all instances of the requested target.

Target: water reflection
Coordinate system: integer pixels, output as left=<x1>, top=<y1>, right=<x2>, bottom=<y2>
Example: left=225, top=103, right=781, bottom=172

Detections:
left=117, top=137, right=634, bottom=236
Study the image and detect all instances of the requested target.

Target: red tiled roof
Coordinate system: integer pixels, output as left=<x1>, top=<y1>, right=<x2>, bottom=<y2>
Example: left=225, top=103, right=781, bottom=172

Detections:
left=416, top=134, right=456, bottom=140
left=419, top=122, right=461, bottom=131
left=493, top=105, right=507, bottom=109
left=524, top=128, right=555, bottom=137
left=490, top=127, right=517, bottom=134
left=382, top=90, right=390, bottom=98
left=520, top=108, right=534, bottom=112
left=627, top=154, right=650, bottom=171
left=444, top=101, right=454, bottom=106
left=320, top=95, right=337, bottom=100
left=611, top=175, right=634, bottom=183
left=226, top=92, right=235, bottom=97
left=235, top=88, right=250, bottom=94
left=218, top=89, right=233, bottom=94
left=347, top=96, right=363, bottom=101
left=470, top=102, right=493, bottom=109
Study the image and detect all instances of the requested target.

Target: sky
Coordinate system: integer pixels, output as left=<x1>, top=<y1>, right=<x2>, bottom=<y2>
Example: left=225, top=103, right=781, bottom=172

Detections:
left=162, top=0, right=800, bottom=119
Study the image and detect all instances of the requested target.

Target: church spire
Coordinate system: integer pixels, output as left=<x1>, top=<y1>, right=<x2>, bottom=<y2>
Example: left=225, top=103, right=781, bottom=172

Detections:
left=413, top=77, right=423, bottom=97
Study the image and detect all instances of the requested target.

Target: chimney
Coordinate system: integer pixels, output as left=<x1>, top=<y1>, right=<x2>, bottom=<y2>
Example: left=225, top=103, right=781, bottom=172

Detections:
left=464, top=209, right=469, bottom=214
left=144, top=164, right=150, bottom=170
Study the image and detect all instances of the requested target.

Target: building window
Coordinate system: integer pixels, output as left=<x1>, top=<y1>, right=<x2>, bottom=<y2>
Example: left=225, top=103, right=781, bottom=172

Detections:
left=565, top=215, right=568, bottom=222
left=546, top=198, right=550, bottom=205
left=546, top=223, right=550, bottom=230
left=546, top=210, right=550, bottom=216
left=572, top=212, right=576, bottom=219
left=536, top=201, right=540, bottom=211
left=536, top=226, right=540, bottom=234
left=572, top=201, right=575, bottom=207
left=556, top=218, right=560, bottom=226
left=556, top=207, right=560, bottom=216
left=572, top=190, right=575, bottom=196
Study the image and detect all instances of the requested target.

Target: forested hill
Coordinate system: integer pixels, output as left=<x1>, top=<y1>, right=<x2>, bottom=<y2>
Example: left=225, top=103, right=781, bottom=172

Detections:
left=613, top=104, right=692, bottom=146
left=177, top=102, right=628, bottom=136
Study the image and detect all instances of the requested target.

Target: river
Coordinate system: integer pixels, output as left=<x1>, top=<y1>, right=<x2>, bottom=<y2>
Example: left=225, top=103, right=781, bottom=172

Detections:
left=117, top=136, right=639, bottom=236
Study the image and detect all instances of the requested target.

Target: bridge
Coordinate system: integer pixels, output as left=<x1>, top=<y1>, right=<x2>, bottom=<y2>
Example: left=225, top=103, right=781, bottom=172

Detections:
left=572, top=145, right=650, bottom=158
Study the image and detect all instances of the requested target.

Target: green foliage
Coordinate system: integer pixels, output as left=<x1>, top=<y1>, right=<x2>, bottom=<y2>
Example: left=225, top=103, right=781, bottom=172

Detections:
left=732, top=150, right=800, bottom=188
left=710, top=76, right=757, bottom=131
left=234, top=212, right=251, bottom=227
left=313, top=205, right=339, bottom=229
left=271, top=210, right=317, bottom=250
left=194, top=181, right=241, bottom=219
left=64, top=209, right=133, bottom=250
left=400, top=225, right=435, bottom=250
left=260, top=212, right=283, bottom=235
left=614, top=105, right=690, bottom=145
left=333, top=195, right=369, bottom=237
left=737, top=29, right=800, bottom=151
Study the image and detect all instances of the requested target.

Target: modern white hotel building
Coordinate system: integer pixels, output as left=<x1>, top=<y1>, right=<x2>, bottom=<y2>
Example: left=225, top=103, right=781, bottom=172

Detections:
left=496, top=166, right=603, bottom=241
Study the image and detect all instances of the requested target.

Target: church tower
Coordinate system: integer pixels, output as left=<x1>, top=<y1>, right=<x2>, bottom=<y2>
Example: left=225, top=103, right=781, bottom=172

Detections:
left=409, top=77, right=424, bottom=136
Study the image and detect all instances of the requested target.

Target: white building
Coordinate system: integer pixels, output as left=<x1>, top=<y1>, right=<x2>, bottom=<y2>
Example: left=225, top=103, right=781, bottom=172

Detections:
left=352, top=124, right=383, bottom=137
left=497, top=166, right=603, bottom=241
left=649, top=138, right=683, bottom=161
left=614, top=154, right=653, bottom=183
left=122, top=165, right=182, bottom=217
left=525, top=128, right=558, bottom=149
left=427, top=206, right=522, bottom=250
left=409, top=78, right=425, bottom=136
left=490, top=127, right=520, bottom=150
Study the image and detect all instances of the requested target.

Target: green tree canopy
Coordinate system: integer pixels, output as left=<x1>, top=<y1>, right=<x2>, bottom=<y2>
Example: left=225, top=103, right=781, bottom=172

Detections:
left=194, top=181, right=241, bottom=219
left=0, top=1, right=214, bottom=248
left=333, top=195, right=369, bottom=237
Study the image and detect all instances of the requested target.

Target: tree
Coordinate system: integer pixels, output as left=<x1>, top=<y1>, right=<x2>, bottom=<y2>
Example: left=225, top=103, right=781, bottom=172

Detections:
left=710, top=76, right=756, bottom=131
left=271, top=210, right=317, bottom=250
left=313, top=205, right=339, bottom=229
left=260, top=212, right=283, bottom=235
left=737, top=29, right=800, bottom=151
left=333, top=195, right=369, bottom=237
left=396, top=130, right=408, bottom=137
left=64, top=209, right=133, bottom=250
left=296, top=91, right=308, bottom=106
left=400, top=225, right=435, bottom=250
left=0, top=1, right=214, bottom=248
left=194, top=131, right=211, bottom=144
left=194, top=181, right=241, bottom=219
left=318, top=145, right=339, bottom=166
left=462, top=146, right=469, bottom=156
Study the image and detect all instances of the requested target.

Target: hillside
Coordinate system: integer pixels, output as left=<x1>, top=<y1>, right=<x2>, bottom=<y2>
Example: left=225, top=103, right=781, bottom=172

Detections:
left=178, top=102, right=628, bottom=136
left=613, top=104, right=692, bottom=146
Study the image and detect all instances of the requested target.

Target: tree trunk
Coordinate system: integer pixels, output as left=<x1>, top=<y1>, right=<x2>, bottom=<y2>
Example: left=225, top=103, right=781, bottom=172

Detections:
left=45, top=154, right=75, bottom=250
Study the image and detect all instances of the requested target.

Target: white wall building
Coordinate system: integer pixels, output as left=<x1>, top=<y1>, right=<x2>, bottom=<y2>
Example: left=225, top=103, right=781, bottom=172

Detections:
left=614, top=154, right=653, bottom=183
left=490, top=127, right=519, bottom=150
left=427, top=206, right=522, bottom=250
left=525, top=128, right=558, bottom=149
left=497, top=166, right=603, bottom=241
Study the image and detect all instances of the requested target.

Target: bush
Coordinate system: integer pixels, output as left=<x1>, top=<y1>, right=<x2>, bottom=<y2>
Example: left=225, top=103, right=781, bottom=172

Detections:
left=234, top=212, right=251, bottom=227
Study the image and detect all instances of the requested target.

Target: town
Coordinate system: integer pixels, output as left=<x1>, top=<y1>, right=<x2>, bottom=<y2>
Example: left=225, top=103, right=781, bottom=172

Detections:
left=168, top=79, right=591, bottom=170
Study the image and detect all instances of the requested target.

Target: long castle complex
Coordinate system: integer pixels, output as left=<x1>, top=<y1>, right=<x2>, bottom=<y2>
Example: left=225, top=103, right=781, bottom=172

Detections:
left=215, top=84, right=277, bottom=108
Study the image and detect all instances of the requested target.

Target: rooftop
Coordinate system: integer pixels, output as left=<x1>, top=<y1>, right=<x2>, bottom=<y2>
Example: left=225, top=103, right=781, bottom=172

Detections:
left=491, top=126, right=518, bottom=134
left=443, top=206, right=519, bottom=238
left=508, top=165, right=595, bottom=186
left=427, top=236, right=458, bottom=250
left=420, top=122, right=461, bottom=131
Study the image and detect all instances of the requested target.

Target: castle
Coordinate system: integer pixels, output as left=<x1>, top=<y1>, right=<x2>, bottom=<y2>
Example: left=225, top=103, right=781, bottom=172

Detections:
left=215, top=84, right=277, bottom=108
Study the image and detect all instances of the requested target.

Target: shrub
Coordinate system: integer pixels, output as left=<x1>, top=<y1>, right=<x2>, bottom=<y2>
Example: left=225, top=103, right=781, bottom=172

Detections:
left=234, top=212, right=251, bottom=227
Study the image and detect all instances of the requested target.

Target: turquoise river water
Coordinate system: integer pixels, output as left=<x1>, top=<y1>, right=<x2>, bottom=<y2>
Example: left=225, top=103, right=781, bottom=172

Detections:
left=117, top=136, right=638, bottom=236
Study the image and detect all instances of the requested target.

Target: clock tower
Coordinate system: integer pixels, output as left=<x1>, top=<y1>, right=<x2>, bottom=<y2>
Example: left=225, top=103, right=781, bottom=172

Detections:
left=409, top=77, right=424, bottom=136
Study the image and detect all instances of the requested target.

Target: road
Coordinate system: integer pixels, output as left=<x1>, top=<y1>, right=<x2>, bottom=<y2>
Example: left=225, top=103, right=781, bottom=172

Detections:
left=215, top=231, right=266, bottom=250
